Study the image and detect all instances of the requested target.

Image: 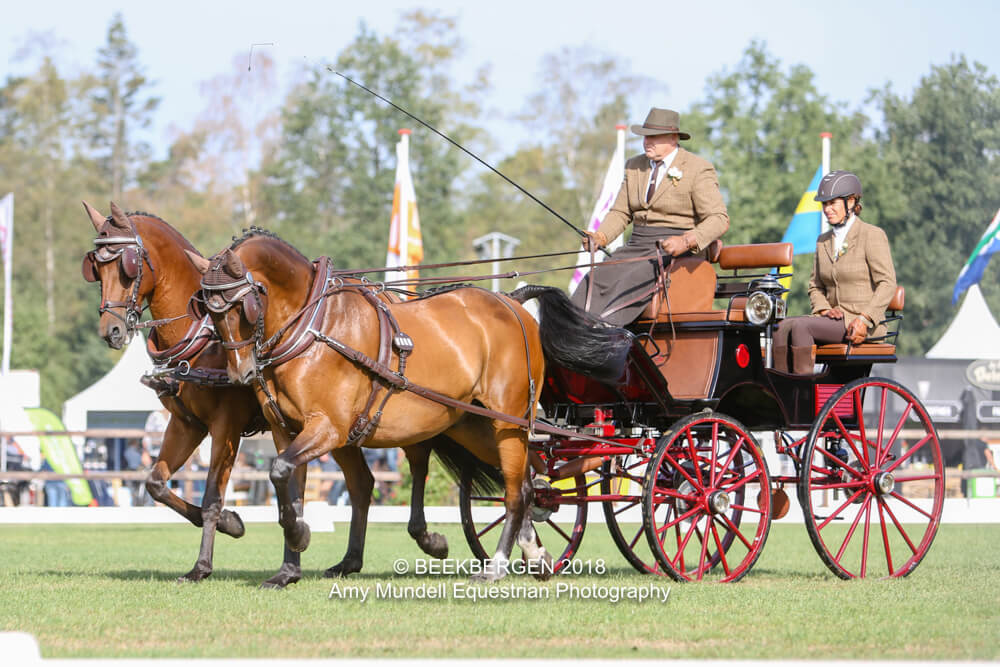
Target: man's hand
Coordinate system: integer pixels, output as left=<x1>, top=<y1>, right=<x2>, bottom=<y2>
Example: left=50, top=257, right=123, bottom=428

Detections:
left=581, top=230, right=608, bottom=252
left=821, top=308, right=845, bottom=320
left=660, top=232, right=698, bottom=257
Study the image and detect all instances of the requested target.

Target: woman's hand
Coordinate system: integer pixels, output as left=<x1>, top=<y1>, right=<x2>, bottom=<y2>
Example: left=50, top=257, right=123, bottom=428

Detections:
left=821, top=308, right=844, bottom=319
left=659, top=232, right=698, bottom=257
left=846, top=317, right=868, bottom=344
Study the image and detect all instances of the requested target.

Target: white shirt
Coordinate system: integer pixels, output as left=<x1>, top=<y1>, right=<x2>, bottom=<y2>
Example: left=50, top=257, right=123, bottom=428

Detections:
left=646, top=148, right=678, bottom=201
left=831, top=214, right=856, bottom=256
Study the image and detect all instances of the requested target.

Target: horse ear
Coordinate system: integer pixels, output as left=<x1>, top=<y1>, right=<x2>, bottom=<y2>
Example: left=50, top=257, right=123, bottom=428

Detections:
left=108, top=201, right=131, bottom=231
left=184, top=249, right=211, bottom=275
left=223, top=250, right=245, bottom=278
left=82, top=201, right=105, bottom=232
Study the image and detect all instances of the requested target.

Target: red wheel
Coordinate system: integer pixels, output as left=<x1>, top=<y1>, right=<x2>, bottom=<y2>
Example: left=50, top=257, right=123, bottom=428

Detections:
left=798, top=378, right=944, bottom=579
left=601, top=451, right=671, bottom=575
left=459, top=467, right=586, bottom=574
left=642, top=413, right=771, bottom=582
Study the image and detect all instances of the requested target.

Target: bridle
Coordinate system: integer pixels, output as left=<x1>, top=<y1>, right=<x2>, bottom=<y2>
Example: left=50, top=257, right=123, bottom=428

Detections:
left=82, top=230, right=156, bottom=342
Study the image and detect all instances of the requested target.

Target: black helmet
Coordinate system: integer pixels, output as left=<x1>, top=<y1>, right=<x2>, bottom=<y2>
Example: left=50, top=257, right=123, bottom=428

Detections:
left=814, top=170, right=862, bottom=203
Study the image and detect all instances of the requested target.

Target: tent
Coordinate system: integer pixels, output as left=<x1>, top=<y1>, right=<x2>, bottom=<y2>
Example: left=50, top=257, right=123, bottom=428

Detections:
left=926, top=285, right=1000, bottom=360
left=62, top=333, right=161, bottom=445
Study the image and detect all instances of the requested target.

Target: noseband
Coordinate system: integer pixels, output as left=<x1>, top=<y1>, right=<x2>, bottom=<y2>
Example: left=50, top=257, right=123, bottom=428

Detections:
left=83, top=231, right=156, bottom=342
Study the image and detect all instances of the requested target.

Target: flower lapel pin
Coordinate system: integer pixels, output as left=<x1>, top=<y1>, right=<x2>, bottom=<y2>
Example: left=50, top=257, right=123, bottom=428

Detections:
left=666, top=166, right=683, bottom=186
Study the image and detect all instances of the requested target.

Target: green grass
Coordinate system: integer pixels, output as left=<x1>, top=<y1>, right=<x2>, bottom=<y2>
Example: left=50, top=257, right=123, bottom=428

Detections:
left=0, top=521, right=998, bottom=658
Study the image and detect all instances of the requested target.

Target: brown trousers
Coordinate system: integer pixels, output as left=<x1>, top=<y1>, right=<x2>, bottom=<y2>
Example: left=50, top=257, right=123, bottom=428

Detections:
left=773, top=315, right=846, bottom=348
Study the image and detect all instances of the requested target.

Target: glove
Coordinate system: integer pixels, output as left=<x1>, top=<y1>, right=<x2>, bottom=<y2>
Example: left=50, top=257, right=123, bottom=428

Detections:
left=581, top=231, right=608, bottom=252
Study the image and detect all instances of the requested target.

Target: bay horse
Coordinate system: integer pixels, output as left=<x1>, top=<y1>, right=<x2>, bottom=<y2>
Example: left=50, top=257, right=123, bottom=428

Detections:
left=81, top=203, right=450, bottom=587
left=187, top=230, right=563, bottom=580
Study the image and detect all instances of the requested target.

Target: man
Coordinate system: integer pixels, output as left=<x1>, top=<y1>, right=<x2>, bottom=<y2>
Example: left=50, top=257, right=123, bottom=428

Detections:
left=571, top=107, right=729, bottom=326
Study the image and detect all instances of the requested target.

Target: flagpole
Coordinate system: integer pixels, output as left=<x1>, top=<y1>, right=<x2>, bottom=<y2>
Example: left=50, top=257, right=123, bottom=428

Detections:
left=0, top=193, right=10, bottom=474
left=820, top=132, right=832, bottom=234
left=398, top=129, right=411, bottom=282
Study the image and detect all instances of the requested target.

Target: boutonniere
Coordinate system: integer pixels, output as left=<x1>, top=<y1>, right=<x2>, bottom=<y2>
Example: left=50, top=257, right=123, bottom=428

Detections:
left=666, top=166, right=683, bottom=186
left=835, top=242, right=849, bottom=260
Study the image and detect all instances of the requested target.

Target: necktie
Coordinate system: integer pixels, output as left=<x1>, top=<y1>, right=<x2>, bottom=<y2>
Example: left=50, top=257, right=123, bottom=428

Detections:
left=646, top=161, right=662, bottom=203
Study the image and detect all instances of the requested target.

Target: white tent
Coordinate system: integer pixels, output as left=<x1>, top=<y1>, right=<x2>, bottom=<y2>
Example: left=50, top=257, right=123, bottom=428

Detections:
left=62, top=333, right=162, bottom=440
left=926, top=285, right=1000, bottom=360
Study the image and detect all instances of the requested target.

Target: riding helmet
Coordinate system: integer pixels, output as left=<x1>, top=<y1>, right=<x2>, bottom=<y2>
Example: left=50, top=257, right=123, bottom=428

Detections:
left=814, top=170, right=862, bottom=202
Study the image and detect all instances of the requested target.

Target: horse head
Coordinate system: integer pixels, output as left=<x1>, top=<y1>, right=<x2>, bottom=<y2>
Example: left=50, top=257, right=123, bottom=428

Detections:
left=81, top=201, right=155, bottom=349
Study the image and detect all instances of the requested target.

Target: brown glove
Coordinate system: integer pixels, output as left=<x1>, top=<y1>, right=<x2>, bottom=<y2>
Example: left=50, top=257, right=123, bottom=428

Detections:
left=581, top=230, right=609, bottom=252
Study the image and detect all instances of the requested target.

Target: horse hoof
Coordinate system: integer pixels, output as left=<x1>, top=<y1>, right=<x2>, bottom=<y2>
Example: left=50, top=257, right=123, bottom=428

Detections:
left=177, top=567, right=212, bottom=584
left=418, top=532, right=449, bottom=560
left=531, top=553, right=554, bottom=582
left=288, top=520, right=311, bottom=553
left=469, top=570, right=503, bottom=584
left=323, top=560, right=362, bottom=578
left=218, top=510, right=246, bottom=538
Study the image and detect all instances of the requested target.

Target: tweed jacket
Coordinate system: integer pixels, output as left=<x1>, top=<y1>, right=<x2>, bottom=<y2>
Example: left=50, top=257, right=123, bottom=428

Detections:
left=808, top=218, right=897, bottom=338
left=596, top=148, right=729, bottom=252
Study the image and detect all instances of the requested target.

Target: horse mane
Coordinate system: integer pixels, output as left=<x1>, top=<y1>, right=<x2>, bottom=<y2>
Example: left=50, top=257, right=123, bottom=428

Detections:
left=227, top=226, right=311, bottom=264
left=104, top=211, right=203, bottom=258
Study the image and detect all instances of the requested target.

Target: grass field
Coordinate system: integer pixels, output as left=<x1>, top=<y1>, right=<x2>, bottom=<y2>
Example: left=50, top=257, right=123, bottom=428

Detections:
left=1, top=520, right=998, bottom=659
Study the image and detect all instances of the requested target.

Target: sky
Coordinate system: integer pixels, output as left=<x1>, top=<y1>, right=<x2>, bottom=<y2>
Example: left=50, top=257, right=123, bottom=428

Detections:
left=3, top=0, right=1000, bottom=161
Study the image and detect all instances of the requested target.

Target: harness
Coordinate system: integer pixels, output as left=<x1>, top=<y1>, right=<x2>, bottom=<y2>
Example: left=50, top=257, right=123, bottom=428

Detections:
left=200, top=257, right=539, bottom=446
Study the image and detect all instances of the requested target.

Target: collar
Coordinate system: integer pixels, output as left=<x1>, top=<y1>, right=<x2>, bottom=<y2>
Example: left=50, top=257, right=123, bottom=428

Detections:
left=649, top=147, right=679, bottom=170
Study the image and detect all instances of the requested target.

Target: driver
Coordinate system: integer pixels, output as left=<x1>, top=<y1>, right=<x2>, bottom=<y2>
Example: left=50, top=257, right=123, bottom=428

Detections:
left=772, top=170, right=897, bottom=374
left=571, top=108, right=729, bottom=326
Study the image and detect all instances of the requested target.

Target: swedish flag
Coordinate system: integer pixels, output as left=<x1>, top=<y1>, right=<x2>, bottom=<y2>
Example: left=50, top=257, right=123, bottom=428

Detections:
left=781, top=165, right=824, bottom=255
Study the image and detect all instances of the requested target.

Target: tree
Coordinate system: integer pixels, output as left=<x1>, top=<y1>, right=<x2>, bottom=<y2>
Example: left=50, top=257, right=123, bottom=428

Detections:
left=683, top=41, right=874, bottom=316
left=260, top=15, right=484, bottom=271
left=86, top=12, right=160, bottom=200
left=871, top=56, right=1000, bottom=354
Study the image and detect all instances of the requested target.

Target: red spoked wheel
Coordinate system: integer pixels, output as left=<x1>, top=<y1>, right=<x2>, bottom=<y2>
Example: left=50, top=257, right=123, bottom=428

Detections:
left=641, top=413, right=771, bottom=582
left=459, top=467, right=587, bottom=574
left=601, top=450, right=671, bottom=575
left=798, top=378, right=944, bottom=579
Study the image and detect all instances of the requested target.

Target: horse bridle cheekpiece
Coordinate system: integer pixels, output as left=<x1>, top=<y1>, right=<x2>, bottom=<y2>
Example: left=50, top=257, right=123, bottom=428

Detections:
left=195, top=259, right=267, bottom=351
left=83, top=229, right=151, bottom=340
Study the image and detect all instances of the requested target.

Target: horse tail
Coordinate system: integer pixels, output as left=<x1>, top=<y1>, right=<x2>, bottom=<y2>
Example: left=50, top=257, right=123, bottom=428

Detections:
left=429, top=436, right=504, bottom=497
left=508, top=284, right=633, bottom=384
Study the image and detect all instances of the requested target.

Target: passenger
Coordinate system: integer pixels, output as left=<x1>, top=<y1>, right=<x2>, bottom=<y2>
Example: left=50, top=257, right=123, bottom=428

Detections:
left=571, top=107, right=729, bottom=327
left=773, top=170, right=897, bottom=374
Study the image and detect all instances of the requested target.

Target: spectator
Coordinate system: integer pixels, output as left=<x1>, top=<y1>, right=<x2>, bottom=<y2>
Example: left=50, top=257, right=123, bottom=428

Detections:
left=319, top=452, right=347, bottom=505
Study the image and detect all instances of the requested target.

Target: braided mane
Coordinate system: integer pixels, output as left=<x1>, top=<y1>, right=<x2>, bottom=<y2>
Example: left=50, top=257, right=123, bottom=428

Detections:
left=227, top=226, right=310, bottom=264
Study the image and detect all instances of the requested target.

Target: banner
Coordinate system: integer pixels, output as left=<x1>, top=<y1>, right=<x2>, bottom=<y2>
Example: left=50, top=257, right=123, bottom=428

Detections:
left=568, top=126, right=626, bottom=295
left=385, top=130, right=423, bottom=291
left=953, top=206, right=1000, bottom=304
left=0, top=193, right=11, bottom=376
left=27, top=407, right=93, bottom=507
left=780, top=166, right=824, bottom=255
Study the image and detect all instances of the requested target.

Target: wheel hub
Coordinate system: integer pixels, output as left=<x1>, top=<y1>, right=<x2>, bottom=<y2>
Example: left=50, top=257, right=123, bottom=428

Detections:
left=873, top=471, right=895, bottom=496
left=707, top=490, right=731, bottom=515
left=530, top=477, right=555, bottom=522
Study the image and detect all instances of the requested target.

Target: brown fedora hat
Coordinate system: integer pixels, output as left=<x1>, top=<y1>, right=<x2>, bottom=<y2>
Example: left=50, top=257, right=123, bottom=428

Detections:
left=631, top=107, right=690, bottom=140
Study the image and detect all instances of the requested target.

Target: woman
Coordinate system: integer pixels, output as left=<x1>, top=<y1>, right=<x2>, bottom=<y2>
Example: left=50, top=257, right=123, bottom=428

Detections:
left=773, top=170, right=897, bottom=375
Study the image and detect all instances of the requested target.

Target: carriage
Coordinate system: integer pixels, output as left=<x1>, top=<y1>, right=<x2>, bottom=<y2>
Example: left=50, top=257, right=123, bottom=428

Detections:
left=460, top=241, right=944, bottom=582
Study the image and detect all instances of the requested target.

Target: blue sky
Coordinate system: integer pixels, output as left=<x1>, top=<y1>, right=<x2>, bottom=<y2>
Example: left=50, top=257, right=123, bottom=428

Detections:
left=3, top=0, right=1000, bottom=159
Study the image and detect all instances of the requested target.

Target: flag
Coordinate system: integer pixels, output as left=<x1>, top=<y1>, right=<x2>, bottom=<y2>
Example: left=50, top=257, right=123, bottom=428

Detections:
left=953, top=206, right=1000, bottom=304
left=385, top=131, right=423, bottom=291
left=568, top=126, right=626, bottom=295
left=0, top=193, right=12, bottom=376
left=781, top=165, right=824, bottom=255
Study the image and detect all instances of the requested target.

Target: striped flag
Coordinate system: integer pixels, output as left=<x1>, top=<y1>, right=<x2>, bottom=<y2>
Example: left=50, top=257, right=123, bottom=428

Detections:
left=568, top=126, right=626, bottom=295
left=385, top=130, right=423, bottom=292
left=953, top=206, right=1000, bottom=304
left=781, top=166, right=824, bottom=255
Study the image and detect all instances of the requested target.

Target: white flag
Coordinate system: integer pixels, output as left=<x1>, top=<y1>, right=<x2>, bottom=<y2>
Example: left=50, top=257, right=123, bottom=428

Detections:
left=385, top=131, right=423, bottom=293
left=568, top=127, right=626, bottom=295
left=0, top=193, right=12, bottom=376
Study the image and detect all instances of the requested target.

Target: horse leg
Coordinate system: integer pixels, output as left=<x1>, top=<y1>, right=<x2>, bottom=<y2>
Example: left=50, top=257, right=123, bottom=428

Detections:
left=260, top=461, right=307, bottom=590
left=178, top=419, right=242, bottom=583
left=144, top=414, right=207, bottom=527
left=323, top=446, right=374, bottom=578
left=268, top=417, right=334, bottom=557
left=405, top=440, right=448, bottom=559
left=470, top=427, right=529, bottom=583
left=516, top=475, right=554, bottom=581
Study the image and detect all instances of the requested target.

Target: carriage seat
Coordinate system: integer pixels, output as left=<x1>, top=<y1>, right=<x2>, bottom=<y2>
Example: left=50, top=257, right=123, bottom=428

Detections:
left=638, top=241, right=792, bottom=323
left=813, top=286, right=905, bottom=361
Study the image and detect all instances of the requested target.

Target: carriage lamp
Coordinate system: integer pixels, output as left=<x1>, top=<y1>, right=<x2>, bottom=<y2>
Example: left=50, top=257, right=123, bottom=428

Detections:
left=744, top=291, right=774, bottom=326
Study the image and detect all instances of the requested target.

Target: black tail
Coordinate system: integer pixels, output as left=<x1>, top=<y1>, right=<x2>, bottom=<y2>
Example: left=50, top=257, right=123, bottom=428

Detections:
left=429, top=436, right=504, bottom=497
left=508, top=285, right=633, bottom=384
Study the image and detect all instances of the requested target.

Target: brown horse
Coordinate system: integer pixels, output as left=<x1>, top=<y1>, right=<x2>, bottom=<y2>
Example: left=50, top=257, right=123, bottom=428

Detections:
left=81, top=203, right=448, bottom=587
left=188, top=231, right=553, bottom=580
